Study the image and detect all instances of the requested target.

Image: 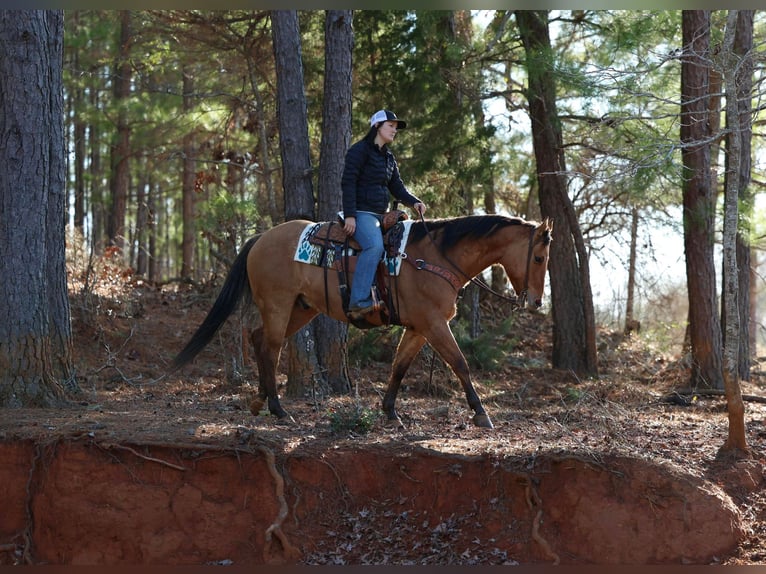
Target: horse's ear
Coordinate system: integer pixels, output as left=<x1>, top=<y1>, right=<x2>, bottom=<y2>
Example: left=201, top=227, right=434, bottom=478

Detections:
left=538, top=218, right=553, bottom=245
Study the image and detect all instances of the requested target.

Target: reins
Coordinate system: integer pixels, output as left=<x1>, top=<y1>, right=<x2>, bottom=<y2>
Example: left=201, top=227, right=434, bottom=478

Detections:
left=414, top=213, right=536, bottom=309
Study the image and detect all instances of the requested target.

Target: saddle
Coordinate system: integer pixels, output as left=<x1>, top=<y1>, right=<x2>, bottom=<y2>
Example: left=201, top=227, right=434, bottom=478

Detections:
left=308, top=209, right=409, bottom=328
left=307, top=209, right=408, bottom=257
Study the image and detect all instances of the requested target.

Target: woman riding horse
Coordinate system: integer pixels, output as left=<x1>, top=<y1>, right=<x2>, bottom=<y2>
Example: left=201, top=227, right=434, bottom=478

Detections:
left=341, top=109, right=426, bottom=319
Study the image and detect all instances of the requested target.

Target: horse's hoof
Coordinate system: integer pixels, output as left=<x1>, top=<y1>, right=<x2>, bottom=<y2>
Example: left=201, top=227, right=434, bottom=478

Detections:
left=271, top=406, right=294, bottom=423
left=384, top=415, right=405, bottom=430
left=274, top=413, right=296, bottom=426
left=249, top=397, right=266, bottom=416
left=473, top=413, right=494, bottom=429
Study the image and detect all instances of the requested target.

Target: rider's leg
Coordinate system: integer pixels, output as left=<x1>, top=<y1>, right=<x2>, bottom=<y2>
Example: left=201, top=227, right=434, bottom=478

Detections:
left=349, top=211, right=384, bottom=312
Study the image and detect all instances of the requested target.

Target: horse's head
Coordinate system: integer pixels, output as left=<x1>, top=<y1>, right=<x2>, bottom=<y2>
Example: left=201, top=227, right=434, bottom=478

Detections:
left=504, top=218, right=553, bottom=311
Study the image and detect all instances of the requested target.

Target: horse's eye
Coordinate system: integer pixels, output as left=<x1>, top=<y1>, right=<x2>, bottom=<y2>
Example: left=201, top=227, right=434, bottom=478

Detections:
left=534, top=255, right=544, bottom=264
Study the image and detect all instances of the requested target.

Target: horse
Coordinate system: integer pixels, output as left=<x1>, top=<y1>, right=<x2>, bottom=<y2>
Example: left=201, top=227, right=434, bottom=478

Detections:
left=171, top=214, right=553, bottom=429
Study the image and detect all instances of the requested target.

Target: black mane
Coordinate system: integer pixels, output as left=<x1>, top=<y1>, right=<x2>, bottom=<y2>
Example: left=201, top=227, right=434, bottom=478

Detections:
left=407, top=214, right=532, bottom=252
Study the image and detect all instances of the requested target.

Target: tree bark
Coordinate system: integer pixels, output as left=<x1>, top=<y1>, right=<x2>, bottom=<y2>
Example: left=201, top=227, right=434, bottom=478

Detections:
left=680, top=10, right=723, bottom=390
left=271, top=10, right=319, bottom=398
left=515, top=10, right=598, bottom=376
left=147, top=172, right=159, bottom=282
left=135, top=158, right=149, bottom=276
left=719, top=10, right=749, bottom=456
left=313, top=10, right=354, bottom=395
left=181, top=66, right=196, bottom=279
left=733, top=10, right=754, bottom=381
left=89, top=75, right=106, bottom=255
left=70, top=11, right=86, bottom=233
left=625, top=206, right=639, bottom=334
left=0, top=10, right=74, bottom=406
left=108, top=10, right=131, bottom=253
left=272, top=10, right=315, bottom=222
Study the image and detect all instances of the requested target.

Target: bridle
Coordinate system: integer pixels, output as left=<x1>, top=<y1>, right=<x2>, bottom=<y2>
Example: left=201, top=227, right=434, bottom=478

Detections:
left=417, top=214, right=538, bottom=310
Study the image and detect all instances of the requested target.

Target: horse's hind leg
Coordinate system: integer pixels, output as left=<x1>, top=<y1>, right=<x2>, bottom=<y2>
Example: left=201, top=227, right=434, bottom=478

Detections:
left=382, top=328, right=427, bottom=426
left=248, top=303, right=318, bottom=420
left=249, top=325, right=287, bottom=419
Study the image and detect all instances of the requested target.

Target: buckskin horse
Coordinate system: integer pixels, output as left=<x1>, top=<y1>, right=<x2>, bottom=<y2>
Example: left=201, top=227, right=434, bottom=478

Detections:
left=172, top=213, right=553, bottom=429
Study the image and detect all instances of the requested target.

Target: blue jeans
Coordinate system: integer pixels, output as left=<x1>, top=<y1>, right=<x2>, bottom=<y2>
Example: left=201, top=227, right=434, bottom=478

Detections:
left=349, top=211, right=384, bottom=309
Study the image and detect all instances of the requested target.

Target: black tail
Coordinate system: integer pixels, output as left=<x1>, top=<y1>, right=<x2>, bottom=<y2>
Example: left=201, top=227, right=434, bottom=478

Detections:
left=171, top=235, right=259, bottom=372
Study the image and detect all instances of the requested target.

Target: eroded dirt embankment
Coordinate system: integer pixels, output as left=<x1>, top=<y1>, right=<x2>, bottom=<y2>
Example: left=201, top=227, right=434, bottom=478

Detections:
left=0, top=439, right=743, bottom=565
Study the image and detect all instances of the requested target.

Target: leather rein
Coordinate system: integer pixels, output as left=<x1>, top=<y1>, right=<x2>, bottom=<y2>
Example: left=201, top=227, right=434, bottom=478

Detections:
left=406, top=214, right=537, bottom=309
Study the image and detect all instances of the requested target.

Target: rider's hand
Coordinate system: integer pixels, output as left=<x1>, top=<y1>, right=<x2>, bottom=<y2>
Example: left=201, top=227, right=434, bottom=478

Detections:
left=343, top=216, right=356, bottom=235
left=413, top=202, right=426, bottom=218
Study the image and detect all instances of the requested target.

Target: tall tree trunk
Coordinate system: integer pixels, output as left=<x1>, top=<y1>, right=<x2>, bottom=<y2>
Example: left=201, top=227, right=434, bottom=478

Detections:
left=89, top=79, right=105, bottom=255
left=181, top=66, right=196, bottom=279
left=484, top=172, right=507, bottom=293
left=0, top=10, right=74, bottom=406
left=271, top=10, right=319, bottom=398
left=625, top=206, right=639, bottom=334
left=147, top=173, right=158, bottom=282
left=515, top=10, right=598, bottom=376
left=313, top=10, right=354, bottom=395
left=680, top=10, right=723, bottom=390
left=71, top=11, right=85, bottom=233
left=108, top=10, right=131, bottom=253
left=246, top=56, right=279, bottom=227
left=135, top=156, right=149, bottom=277
left=46, top=10, right=75, bottom=389
left=733, top=10, right=754, bottom=381
left=453, top=10, right=485, bottom=338
left=73, top=100, right=86, bottom=231
left=719, top=10, right=749, bottom=456
left=750, top=252, right=758, bottom=356
left=272, top=11, right=315, bottom=223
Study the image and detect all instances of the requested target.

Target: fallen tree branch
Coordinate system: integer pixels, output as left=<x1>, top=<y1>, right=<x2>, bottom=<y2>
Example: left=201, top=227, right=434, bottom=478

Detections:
left=662, top=389, right=766, bottom=405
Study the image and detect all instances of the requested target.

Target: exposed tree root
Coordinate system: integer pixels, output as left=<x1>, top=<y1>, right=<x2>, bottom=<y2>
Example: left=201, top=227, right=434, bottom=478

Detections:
left=96, top=438, right=301, bottom=563
left=521, top=475, right=560, bottom=565
left=99, top=443, right=188, bottom=471
left=0, top=442, right=59, bottom=565
left=256, top=444, right=301, bottom=564
left=317, top=457, right=351, bottom=510
left=22, top=443, right=47, bottom=564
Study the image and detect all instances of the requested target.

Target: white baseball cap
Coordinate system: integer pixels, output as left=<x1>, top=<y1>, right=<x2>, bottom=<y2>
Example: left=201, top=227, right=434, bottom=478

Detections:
left=370, top=109, right=407, bottom=129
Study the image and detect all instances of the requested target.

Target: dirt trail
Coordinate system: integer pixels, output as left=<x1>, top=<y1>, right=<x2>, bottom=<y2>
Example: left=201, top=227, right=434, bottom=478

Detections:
left=0, top=275, right=763, bottom=565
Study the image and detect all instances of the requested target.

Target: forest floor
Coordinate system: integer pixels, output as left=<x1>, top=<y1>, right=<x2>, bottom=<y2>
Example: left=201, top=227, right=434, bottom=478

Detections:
left=0, top=251, right=765, bottom=565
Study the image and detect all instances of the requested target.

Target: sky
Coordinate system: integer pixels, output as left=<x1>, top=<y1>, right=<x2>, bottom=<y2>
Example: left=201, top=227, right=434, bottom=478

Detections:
left=473, top=10, right=689, bottom=321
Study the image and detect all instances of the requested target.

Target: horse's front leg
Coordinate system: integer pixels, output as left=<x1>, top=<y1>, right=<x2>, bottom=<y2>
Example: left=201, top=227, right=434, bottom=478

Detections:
left=424, top=322, right=493, bottom=429
left=382, top=328, right=426, bottom=427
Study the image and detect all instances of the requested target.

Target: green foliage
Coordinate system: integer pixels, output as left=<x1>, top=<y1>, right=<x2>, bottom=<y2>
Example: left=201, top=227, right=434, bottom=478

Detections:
left=347, top=326, right=403, bottom=365
left=197, top=188, right=260, bottom=244
left=563, top=386, right=585, bottom=404
left=347, top=312, right=523, bottom=375
left=452, top=316, right=518, bottom=372
left=327, top=403, right=379, bottom=435
left=64, top=10, right=274, bottom=279
left=352, top=11, right=496, bottom=216
left=634, top=320, right=687, bottom=358
left=61, top=9, right=766, bottom=336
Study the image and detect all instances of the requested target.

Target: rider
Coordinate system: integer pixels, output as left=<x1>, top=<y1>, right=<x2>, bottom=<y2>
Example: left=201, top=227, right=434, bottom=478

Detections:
left=341, top=109, right=427, bottom=318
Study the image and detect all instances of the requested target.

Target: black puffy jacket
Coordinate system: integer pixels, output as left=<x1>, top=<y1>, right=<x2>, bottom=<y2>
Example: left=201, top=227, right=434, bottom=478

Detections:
left=341, top=138, right=421, bottom=218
